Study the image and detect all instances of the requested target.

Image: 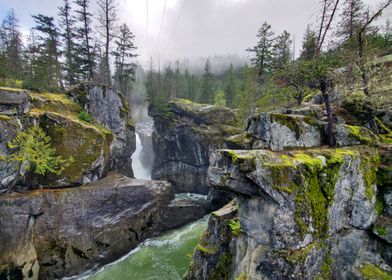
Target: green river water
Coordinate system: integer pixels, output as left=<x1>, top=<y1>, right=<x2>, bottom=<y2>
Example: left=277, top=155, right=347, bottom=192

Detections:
left=81, top=216, right=208, bottom=280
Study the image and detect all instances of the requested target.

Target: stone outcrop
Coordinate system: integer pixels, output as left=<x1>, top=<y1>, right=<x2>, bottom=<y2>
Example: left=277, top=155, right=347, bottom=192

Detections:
left=0, top=173, right=208, bottom=279
left=68, top=82, right=136, bottom=177
left=185, top=99, right=392, bottom=280
left=0, top=88, right=115, bottom=191
left=0, top=87, right=30, bottom=115
left=226, top=112, right=376, bottom=151
left=184, top=200, right=238, bottom=280
left=186, top=146, right=392, bottom=279
left=151, top=99, right=241, bottom=193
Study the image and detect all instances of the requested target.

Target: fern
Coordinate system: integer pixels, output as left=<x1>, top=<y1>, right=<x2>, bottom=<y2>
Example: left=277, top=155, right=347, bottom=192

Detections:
left=6, top=126, right=73, bottom=176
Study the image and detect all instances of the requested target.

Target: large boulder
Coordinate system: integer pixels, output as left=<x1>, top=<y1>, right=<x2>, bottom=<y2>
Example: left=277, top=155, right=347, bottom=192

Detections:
left=0, top=90, right=114, bottom=190
left=151, top=98, right=241, bottom=194
left=227, top=112, right=377, bottom=151
left=0, top=173, right=174, bottom=279
left=34, top=112, right=112, bottom=187
left=68, top=82, right=136, bottom=177
left=186, top=146, right=392, bottom=279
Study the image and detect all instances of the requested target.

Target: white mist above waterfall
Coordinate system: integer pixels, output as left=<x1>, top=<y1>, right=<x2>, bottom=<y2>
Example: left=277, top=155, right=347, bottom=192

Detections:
left=132, top=133, right=151, bottom=180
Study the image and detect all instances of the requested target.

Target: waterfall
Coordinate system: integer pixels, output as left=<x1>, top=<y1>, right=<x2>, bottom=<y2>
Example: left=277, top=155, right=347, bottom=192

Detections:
left=132, top=133, right=151, bottom=180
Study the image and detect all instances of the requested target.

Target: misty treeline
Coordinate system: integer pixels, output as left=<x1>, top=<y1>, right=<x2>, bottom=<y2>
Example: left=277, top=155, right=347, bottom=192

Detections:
left=147, top=0, right=392, bottom=134
left=0, top=0, right=137, bottom=94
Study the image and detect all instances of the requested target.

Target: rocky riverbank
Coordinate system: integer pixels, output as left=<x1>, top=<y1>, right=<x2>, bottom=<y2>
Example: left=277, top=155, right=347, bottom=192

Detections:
left=185, top=104, right=392, bottom=279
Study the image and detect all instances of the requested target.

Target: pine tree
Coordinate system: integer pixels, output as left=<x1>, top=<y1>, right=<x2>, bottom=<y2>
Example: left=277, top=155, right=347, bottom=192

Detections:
left=112, top=23, right=137, bottom=93
left=299, top=26, right=318, bottom=60
left=224, top=64, right=236, bottom=108
left=272, top=30, right=292, bottom=70
left=58, top=0, right=78, bottom=86
left=32, top=14, right=63, bottom=90
left=200, top=59, right=214, bottom=103
left=74, top=0, right=94, bottom=80
left=0, top=9, right=24, bottom=82
left=97, top=0, right=118, bottom=85
left=246, top=22, right=274, bottom=82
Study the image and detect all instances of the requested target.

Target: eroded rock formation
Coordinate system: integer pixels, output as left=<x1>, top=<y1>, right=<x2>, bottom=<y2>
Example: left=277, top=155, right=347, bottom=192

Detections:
left=186, top=109, right=392, bottom=279
left=150, top=98, right=241, bottom=194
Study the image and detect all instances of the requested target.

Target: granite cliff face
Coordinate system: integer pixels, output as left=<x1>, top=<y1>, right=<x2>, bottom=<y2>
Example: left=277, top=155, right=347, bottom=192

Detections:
left=68, top=82, right=136, bottom=177
left=186, top=110, right=392, bottom=280
left=150, top=99, right=241, bottom=194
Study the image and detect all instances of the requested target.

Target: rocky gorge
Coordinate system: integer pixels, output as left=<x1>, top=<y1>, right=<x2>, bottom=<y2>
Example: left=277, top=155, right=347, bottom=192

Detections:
left=184, top=103, right=392, bottom=279
left=1, top=79, right=391, bottom=280
left=0, top=85, right=211, bottom=279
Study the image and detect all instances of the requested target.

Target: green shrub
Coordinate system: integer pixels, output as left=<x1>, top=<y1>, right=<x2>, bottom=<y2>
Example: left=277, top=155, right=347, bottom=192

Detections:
left=78, top=110, right=93, bottom=123
left=6, top=126, right=73, bottom=175
left=228, top=218, right=241, bottom=237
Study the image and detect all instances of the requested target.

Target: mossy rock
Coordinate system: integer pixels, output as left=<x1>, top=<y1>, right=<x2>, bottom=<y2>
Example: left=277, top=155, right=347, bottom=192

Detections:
left=35, top=112, right=113, bottom=187
left=360, top=263, right=392, bottom=280
left=373, top=214, right=392, bottom=244
left=225, top=133, right=254, bottom=149
left=29, top=91, right=82, bottom=118
left=218, top=146, right=379, bottom=239
left=169, top=98, right=238, bottom=126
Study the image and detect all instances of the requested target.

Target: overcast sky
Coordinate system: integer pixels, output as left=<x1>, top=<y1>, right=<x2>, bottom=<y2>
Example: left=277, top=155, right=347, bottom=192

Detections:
left=0, top=0, right=390, bottom=67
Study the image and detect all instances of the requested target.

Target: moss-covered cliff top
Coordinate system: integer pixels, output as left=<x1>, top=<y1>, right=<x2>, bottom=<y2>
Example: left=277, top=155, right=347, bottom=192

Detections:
left=0, top=87, right=112, bottom=135
left=219, top=146, right=379, bottom=238
left=169, top=98, right=237, bottom=126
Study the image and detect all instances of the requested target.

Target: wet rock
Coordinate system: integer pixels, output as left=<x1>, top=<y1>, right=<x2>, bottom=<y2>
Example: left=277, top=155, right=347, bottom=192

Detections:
left=184, top=200, right=238, bottom=280
left=68, top=82, right=136, bottom=177
left=0, top=173, right=173, bottom=279
left=151, top=98, right=241, bottom=194
left=158, top=197, right=209, bottom=231
left=186, top=146, right=387, bottom=280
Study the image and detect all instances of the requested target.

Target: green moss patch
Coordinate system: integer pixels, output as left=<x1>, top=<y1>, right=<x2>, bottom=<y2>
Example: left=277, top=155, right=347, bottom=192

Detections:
left=360, top=264, right=392, bottom=280
left=40, top=112, right=112, bottom=184
left=221, top=147, right=379, bottom=239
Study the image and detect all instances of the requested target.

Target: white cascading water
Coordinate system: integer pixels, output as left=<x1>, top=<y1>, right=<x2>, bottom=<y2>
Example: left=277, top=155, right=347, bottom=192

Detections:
left=131, top=133, right=151, bottom=180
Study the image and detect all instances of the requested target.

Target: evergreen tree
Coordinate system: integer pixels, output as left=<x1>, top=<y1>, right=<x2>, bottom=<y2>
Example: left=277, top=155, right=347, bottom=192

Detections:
left=272, top=30, right=292, bottom=70
left=0, top=9, right=23, bottom=82
left=224, top=64, right=236, bottom=108
left=175, top=60, right=180, bottom=98
left=32, top=14, right=63, bottom=90
left=200, top=59, right=214, bottom=103
left=246, top=22, right=274, bottom=82
left=74, top=0, right=94, bottom=80
left=58, top=0, right=78, bottom=86
left=97, top=0, right=118, bottom=85
left=299, top=26, right=317, bottom=60
left=112, top=23, right=137, bottom=93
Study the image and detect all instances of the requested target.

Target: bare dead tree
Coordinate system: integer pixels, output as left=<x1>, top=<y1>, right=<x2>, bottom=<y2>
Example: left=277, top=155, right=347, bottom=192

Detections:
left=316, top=0, right=341, bottom=55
